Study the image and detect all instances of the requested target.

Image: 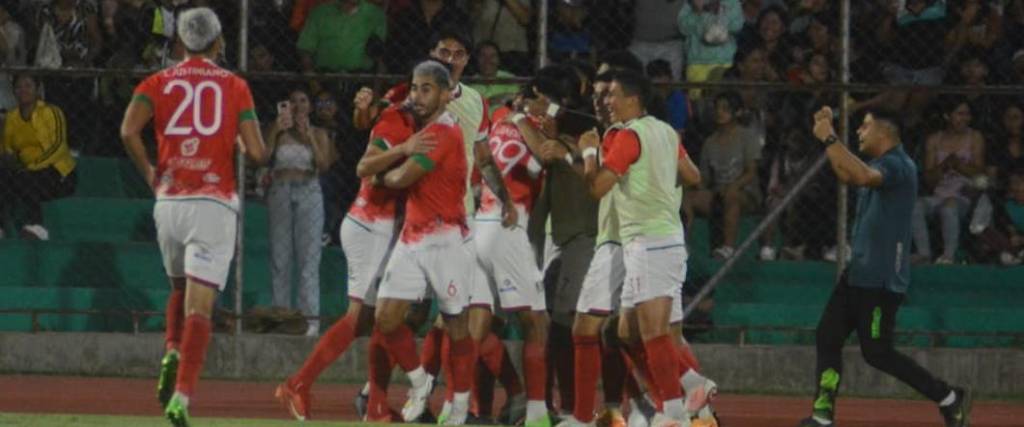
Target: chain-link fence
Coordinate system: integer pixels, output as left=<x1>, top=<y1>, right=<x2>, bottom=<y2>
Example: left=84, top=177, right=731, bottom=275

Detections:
left=0, top=0, right=1022, bottom=348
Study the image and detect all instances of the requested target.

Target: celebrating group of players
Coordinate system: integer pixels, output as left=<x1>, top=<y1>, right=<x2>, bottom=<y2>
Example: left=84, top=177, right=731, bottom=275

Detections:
left=122, top=7, right=718, bottom=427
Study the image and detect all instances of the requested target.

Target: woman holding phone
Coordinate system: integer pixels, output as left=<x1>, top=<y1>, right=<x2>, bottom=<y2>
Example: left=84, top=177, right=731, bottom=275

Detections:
left=264, top=87, right=333, bottom=336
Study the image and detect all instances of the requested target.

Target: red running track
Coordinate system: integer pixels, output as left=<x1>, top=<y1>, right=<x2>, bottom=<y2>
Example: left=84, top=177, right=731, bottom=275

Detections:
left=1, top=375, right=1021, bottom=426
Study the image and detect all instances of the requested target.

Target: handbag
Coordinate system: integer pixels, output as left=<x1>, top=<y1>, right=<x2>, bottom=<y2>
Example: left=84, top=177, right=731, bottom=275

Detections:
left=34, top=23, right=62, bottom=69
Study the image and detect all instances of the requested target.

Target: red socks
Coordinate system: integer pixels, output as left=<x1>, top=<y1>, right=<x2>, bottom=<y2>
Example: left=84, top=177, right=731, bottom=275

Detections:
left=367, top=329, right=394, bottom=419
left=449, top=336, right=477, bottom=394
left=380, top=324, right=420, bottom=372
left=421, top=327, right=445, bottom=376
left=175, top=314, right=212, bottom=397
left=644, top=335, right=683, bottom=402
left=479, top=332, right=523, bottom=396
left=292, top=313, right=357, bottom=388
left=164, top=287, right=185, bottom=352
left=523, top=341, right=547, bottom=401
left=677, top=344, right=700, bottom=375
left=572, top=335, right=601, bottom=422
left=601, top=342, right=627, bottom=406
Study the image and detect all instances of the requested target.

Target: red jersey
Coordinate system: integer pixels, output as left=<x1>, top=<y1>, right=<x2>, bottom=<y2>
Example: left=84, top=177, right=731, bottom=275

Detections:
left=133, top=57, right=257, bottom=209
left=349, top=105, right=416, bottom=223
left=602, top=128, right=687, bottom=176
left=478, top=121, right=543, bottom=216
left=401, top=112, right=468, bottom=244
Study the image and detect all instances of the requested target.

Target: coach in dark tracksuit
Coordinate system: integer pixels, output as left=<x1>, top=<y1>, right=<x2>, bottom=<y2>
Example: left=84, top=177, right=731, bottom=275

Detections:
left=797, top=107, right=970, bottom=427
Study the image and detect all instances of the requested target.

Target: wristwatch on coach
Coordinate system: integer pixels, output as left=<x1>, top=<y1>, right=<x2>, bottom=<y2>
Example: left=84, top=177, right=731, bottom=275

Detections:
left=824, top=135, right=840, bottom=146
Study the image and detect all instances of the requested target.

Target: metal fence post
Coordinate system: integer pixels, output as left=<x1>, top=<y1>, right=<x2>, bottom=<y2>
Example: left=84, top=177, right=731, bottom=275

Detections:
left=233, top=0, right=250, bottom=336
left=537, top=0, right=548, bottom=69
left=836, top=0, right=851, bottom=278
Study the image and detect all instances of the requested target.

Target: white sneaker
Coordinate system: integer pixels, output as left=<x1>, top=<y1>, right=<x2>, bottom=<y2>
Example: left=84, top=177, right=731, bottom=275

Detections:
left=499, top=392, right=527, bottom=424
left=400, top=372, right=434, bottom=422
left=758, top=246, right=777, bottom=261
left=441, top=394, right=469, bottom=425
left=21, top=224, right=49, bottom=241
left=684, top=378, right=718, bottom=415
left=555, top=415, right=595, bottom=427
left=934, top=255, right=954, bottom=265
left=712, top=246, right=734, bottom=260
left=304, top=321, right=320, bottom=337
left=650, top=413, right=689, bottom=427
left=823, top=244, right=851, bottom=263
left=628, top=397, right=656, bottom=427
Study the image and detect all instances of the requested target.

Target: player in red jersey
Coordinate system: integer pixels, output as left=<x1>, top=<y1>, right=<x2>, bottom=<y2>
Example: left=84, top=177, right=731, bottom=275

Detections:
left=119, top=8, right=267, bottom=427
left=369, top=60, right=477, bottom=426
left=466, top=83, right=552, bottom=426
left=274, top=102, right=437, bottom=421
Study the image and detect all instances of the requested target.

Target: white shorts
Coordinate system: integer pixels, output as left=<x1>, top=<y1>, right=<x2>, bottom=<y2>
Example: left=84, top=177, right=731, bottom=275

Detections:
left=154, top=200, right=237, bottom=290
left=575, top=242, right=625, bottom=316
left=544, top=234, right=596, bottom=316
left=471, top=213, right=546, bottom=312
left=379, top=228, right=471, bottom=315
left=340, top=216, right=395, bottom=307
left=620, top=234, right=688, bottom=323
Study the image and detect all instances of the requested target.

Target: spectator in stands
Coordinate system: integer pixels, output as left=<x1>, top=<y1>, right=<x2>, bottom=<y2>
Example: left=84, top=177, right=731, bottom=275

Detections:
left=312, top=90, right=347, bottom=246
left=386, top=0, right=469, bottom=74
left=0, top=75, right=77, bottom=241
left=717, top=43, right=775, bottom=155
left=548, top=0, right=594, bottom=63
left=677, top=0, right=745, bottom=96
left=948, top=52, right=999, bottom=136
left=875, top=0, right=949, bottom=128
left=469, top=0, right=532, bottom=75
left=912, top=97, right=987, bottom=265
left=248, top=42, right=290, bottom=124
left=264, top=87, right=334, bottom=336
left=647, top=59, right=691, bottom=136
left=760, top=52, right=837, bottom=261
left=738, top=5, right=790, bottom=82
left=297, top=0, right=386, bottom=74
left=788, top=0, right=832, bottom=34
left=993, top=170, right=1024, bottom=265
left=630, top=0, right=686, bottom=80
left=0, top=4, right=27, bottom=111
left=35, top=0, right=103, bottom=153
left=1006, top=0, right=1024, bottom=53
left=987, top=101, right=1024, bottom=195
left=684, top=91, right=763, bottom=260
left=1010, top=49, right=1024, bottom=84
left=945, top=0, right=1003, bottom=58
left=469, top=41, right=519, bottom=116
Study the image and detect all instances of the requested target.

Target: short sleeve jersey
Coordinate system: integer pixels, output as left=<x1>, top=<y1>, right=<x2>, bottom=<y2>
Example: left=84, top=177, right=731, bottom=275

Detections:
left=849, top=145, right=918, bottom=293
left=602, top=128, right=687, bottom=177
left=348, top=105, right=416, bottom=223
left=133, top=57, right=257, bottom=210
left=401, top=112, right=468, bottom=244
left=478, top=121, right=543, bottom=216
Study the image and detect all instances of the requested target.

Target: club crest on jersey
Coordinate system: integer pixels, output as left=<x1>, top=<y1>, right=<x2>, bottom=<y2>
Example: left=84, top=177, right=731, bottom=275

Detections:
left=181, top=137, right=201, bottom=157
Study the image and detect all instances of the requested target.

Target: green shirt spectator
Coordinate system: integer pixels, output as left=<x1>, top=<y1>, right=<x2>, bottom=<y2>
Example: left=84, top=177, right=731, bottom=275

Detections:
left=469, top=42, right=519, bottom=116
left=297, top=0, right=386, bottom=73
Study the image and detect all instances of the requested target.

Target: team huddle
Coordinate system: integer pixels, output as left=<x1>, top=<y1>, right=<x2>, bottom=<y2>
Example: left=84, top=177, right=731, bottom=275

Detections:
left=123, top=7, right=719, bottom=427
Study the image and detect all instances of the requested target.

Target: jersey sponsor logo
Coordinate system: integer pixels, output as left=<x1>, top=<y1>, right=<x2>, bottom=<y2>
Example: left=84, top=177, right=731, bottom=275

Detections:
left=168, top=157, right=213, bottom=171
left=202, top=173, right=221, bottom=184
left=498, top=278, right=516, bottom=294
left=181, top=137, right=200, bottom=157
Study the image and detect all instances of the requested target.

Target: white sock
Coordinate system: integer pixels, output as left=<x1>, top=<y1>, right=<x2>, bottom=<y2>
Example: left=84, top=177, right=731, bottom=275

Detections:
left=407, top=366, right=428, bottom=389
left=453, top=391, right=470, bottom=406
left=360, top=381, right=370, bottom=396
left=812, top=415, right=833, bottom=425
left=628, top=398, right=643, bottom=415
left=662, top=398, right=686, bottom=421
left=939, top=390, right=957, bottom=407
left=680, top=369, right=706, bottom=398
left=526, top=400, right=547, bottom=421
left=174, top=391, right=190, bottom=407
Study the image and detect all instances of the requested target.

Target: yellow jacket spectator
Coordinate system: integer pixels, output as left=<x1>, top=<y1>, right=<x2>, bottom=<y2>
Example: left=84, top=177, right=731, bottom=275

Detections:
left=0, top=75, right=77, bottom=241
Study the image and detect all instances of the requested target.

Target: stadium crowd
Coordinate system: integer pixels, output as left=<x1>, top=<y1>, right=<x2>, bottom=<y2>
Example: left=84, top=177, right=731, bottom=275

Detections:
left=2, top=0, right=1024, bottom=330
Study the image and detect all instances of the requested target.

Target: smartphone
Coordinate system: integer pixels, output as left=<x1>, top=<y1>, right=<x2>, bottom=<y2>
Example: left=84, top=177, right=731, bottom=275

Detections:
left=277, top=101, right=291, bottom=115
